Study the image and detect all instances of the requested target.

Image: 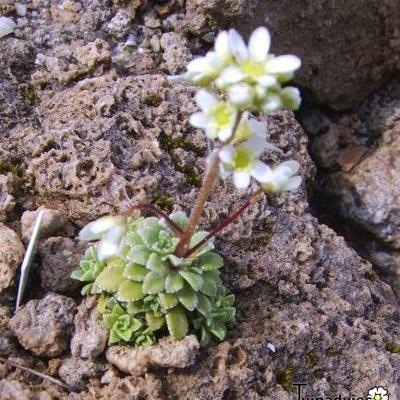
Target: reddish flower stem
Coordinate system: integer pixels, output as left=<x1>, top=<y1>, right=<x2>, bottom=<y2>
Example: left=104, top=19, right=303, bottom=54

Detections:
left=184, top=188, right=264, bottom=258
left=176, top=111, right=244, bottom=258
left=125, top=203, right=184, bottom=237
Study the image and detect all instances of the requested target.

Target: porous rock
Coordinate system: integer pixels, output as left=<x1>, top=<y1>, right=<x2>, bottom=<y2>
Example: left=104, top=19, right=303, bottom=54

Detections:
left=9, top=293, right=76, bottom=357
left=0, top=379, right=31, bottom=400
left=21, top=207, right=65, bottom=242
left=70, top=296, right=108, bottom=359
left=185, top=0, right=400, bottom=110
left=0, top=224, right=24, bottom=293
left=58, top=357, right=105, bottom=392
left=106, top=335, right=200, bottom=375
left=38, top=237, right=84, bottom=295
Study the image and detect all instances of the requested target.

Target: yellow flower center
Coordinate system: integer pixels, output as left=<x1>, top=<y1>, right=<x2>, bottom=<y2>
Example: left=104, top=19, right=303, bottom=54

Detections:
left=374, top=395, right=382, bottom=400
left=241, top=60, right=265, bottom=78
left=232, top=146, right=254, bottom=171
left=211, top=102, right=233, bottom=129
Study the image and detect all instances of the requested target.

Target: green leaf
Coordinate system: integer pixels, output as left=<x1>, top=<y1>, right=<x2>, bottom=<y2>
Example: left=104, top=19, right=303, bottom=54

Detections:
left=159, top=292, right=178, bottom=309
left=147, top=253, right=167, bottom=273
left=103, top=314, right=118, bottom=329
left=199, top=252, right=224, bottom=271
left=209, top=322, right=227, bottom=341
left=167, top=255, right=192, bottom=268
left=127, top=245, right=151, bottom=266
left=124, top=264, right=148, bottom=282
left=142, top=271, right=165, bottom=294
left=189, top=231, right=214, bottom=256
left=109, top=329, right=121, bottom=344
left=196, top=293, right=212, bottom=317
left=166, top=306, right=188, bottom=340
left=93, top=265, right=125, bottom=293
left=169, top=211, right=188, bottom=230
left=97, top=293, right=108, bottom=314
left=179, top=270, right=203, bottom=291
left=178, top=285, right=198, bottom=311
left=113, top=315, right=142, bottom=342
left=116, top=280, right=145, bottom=302
left=200, top=326, right=212, bottom=347
left=137, top=225, right=160, bottom=247
left=125, top=231, right=144, bottom=246
left=145, top=312, right=165, bottom=331
left=165, top=273, right=184, bottom=293
left=127, top=301, right=144, bottom=315
left=81, top=283, right=93, bottom=295
left=200, top=271, right=219, bottom=297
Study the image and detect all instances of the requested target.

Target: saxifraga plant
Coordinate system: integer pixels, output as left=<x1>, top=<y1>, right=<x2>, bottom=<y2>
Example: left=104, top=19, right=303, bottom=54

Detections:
left=72, top=27, right=302, bottom=347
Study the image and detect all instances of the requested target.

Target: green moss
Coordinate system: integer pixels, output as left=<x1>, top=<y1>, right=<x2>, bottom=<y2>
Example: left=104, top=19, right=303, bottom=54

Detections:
left=144, top=93, right=162, bottom=107
left=158, top=132, right=205, bottom=187
left=365, top=270, right=378, bottom=281
left=152, top=192, right=174, bottom=213
left=0, top=160, right=24, bottom=177
left=305, top=350, right=318, bottom=367
left=385, top=341, right=400, bottom=353
left=249, top=233, right=272, bottom=250
left=325, top=347, right=339, bottom=357
left=20, top=86, right=40, bottom=106
left=275, top=367, right=293, bottom=392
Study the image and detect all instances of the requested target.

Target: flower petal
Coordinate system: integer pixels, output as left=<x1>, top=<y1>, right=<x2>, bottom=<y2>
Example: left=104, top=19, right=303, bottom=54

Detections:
left=218, top=127, right=234, bottom=142
left=79, top=216, right=124, bottom=241
left=189, top=112, right=208, bottom=129
left=281, top=86, right=302, bottom=110
left=261, top=94, right=283, bottom=114
left=214, top=30, right=230, bottom=61
left=219, top=145, right=234, bottom=164
left=187, top=57, right=211, bottom=73
left=257, top=74, right=277, bottom=88
left=195, top=89, right=218, bottom=110
left=227, top=83, right=253, bottom=106
left=251, top=160, right=270, bottom=181
left=233, top=171, right=251, bottom=189
left=286, top=176, right=302, bottom=191
left=248, top=27, right=271, bottom=62
left=228, top=29, right=248, bottom=63
left=245, top=132, right=265, bottom=157
left=280, top=160, right=300, bottom=174
left=217, top=66, right=246, bottom=86
left=266, top=55, right=301, bottom=74
left=97, top=227, right=124, bottom=261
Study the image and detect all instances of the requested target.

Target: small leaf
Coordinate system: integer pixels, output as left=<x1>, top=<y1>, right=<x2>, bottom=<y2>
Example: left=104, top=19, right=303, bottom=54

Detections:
left=127, top=301, right=144, bottom=315
left=145, top=312, right=165, bottom=331
left=167, top=254, right=192, bottom=268
left=200, top=326, right=212, bottom=347
left=97, top=293, right=108, bottom=314
left=93, top=265, right=125, bottom=293
left=179, top=270, right=204, bottom=291
left=159, top=292, right=178, bottom=309
left=199, top=252, right=224, bottom=271
left=109, top=329, right=121, bottom=344
left=189, top=231, right=214, bottom=256
left=103, top=314, right=118, bottom=329
left=137, top=225, right=160, bottom=247
left=142, top=271, right=165, bottom=294
left=166, top=306, right=188, bottom=340
left=209, top=322, right=227, bottom=341
left=165, top=273, right=184, bottom=293
left=124, top=264, right=148, bottom=282
left=178, top=285, right=198, bottom=311
left=196, top=293, right=212, bottom=317
left=169, top=211, right=188, bottom=230
left=116, top=280, right=145, bottom=302
left=127, top=245, right=151, bottom=266
left=200, top=271, right=219, bottom=297
left=147, top=253, right=167, bottom=273
left=125, top=231, right=144, bottom=246
left=81, top=283, right=93, bottom=295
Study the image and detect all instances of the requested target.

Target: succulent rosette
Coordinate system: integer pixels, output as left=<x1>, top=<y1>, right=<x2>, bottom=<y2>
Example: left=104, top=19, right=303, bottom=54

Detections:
left=72, top=212, right=235, bottom=346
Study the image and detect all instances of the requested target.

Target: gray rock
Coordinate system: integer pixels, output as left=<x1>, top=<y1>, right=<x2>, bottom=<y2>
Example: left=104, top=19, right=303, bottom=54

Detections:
left=0, top=224, right=24, bottom=293
left=38, top=237, right=85, bottom=295
left=70, top=296, right=108, bottom=359
left=9, top=293, right=76, bottom=357
left=185, top=0, right=400, bottom=110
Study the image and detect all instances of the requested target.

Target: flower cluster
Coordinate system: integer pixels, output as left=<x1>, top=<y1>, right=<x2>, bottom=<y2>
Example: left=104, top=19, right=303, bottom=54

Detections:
left=181, top=27, right=302, bottom=192
left=72, top=214, right=235, bottom=347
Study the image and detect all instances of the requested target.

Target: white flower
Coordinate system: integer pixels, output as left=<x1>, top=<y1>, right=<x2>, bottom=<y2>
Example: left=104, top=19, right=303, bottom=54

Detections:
left=216, top=27, right=301, bottom=111
left=259, top=160, right=302, bottom=193
left=79, top=216, right=127, bottom=261
left=367, top=386, right=389, bottom=400
left=190, top=90, right=238, bottom=141
left=181, top=30, right=233, bottom=85
left=219, top=120, right=270, bottom=189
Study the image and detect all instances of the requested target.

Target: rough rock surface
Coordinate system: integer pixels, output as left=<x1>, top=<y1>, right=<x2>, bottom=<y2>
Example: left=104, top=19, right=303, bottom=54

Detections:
left=106, top=335, right=200, bottom=376
left=9, top=293, right=76, bottom=357
left=58, top=357, right=105, bottom=391
left=38, top=237, right=85, bottom=295
left=0, top=1, right=400, bottom=399
left=0, top=224, right=24, bottom=293
left=70, top=296, right=108, bottom=359
left=21, top=207, right=65, bottom=242
left=301, top=80, right=400, bottom=298
left=185, top=0, right=400, bottom=110
left=0, top=379, right=31, bottom=400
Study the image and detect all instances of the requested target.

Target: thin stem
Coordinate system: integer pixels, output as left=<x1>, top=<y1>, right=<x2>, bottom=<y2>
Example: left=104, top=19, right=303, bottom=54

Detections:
left=125, top=203, right=184, bottom=237
left=184, top=188, right=264, bottom=258
left=0, top=357, right=69, bottom=390
left=176, top=111, right=244, bottom=257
